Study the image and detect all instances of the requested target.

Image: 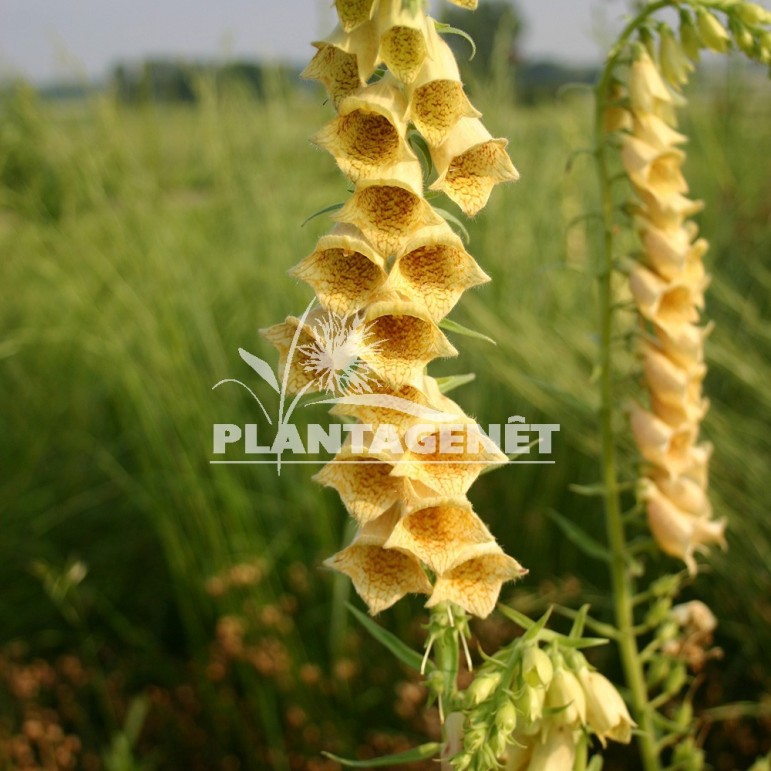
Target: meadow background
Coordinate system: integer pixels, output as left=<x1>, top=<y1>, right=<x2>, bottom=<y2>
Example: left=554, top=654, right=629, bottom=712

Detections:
left=1, top=33, right=770, bottom=771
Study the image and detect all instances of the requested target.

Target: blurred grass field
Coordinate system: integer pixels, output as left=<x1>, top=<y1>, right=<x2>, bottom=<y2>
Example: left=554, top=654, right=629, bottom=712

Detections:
left=0, top=62, right=770, bottom=769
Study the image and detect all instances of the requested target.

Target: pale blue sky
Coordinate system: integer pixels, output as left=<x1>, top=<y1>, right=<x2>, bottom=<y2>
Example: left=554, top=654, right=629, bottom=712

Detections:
left=0, top=0, right=764, bottom=83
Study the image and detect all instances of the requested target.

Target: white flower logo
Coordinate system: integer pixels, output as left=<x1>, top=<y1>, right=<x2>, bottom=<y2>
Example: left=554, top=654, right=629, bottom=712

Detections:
left=299, top=312, right=382, bottom=396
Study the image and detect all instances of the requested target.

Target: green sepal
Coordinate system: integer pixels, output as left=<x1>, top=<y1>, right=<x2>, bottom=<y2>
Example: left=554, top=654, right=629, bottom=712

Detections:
left=322, top=742, right=442, bottom=767
left=439, top=318, right=496, bottom=346
left=347, top=603, right=429, bottom=672
left=301, top=202, right=343, bottom=227
left=434, top=21, right=477, bottom=60
left=546, top=510, right=611, bottom=563
left=432, top=206, right=470, bottom=243
left=436, top=373, right=476, bottom=394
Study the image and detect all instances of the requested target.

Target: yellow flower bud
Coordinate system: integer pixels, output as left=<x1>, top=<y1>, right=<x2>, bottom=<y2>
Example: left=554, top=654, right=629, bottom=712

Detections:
left=737, top=3, right=771, bottom=26
left=496, top=699, right=517, bottom=734
left=577, top=668, right=636, bottom=746
left=679, top=11, right=702, bottom=60
left=466, top=670, right=503, bottom=706
left=696, top=9, right=731, bottom=52
left=659, top=26, right=695, bottom=87
left=522, top=646, right=554, bottom=688
left=544, top=666, right=586, bottom=727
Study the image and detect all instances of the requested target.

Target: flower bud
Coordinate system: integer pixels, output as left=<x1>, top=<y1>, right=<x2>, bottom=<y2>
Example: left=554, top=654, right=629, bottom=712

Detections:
left=466, top=670, right=502, bottom=706
left=664, top=662, right=687, bottom=695
left=522, top=646, right=554, bottom=688
left=451, top=752, right=473, bottom=771
left=696, top=9, right=731, bottom=52
left=679, top=11, right=702, bottom=60
left=519, top=683, right=545, bottom=723
left=463, top=725, right=488, bottom=752
left=495, top=699, right=517, bottom=735
left=577, top=667, right=636, bottom=746
left=659, top=26, right=694, bottom=87
left=545, top=666, right=586, bottom=727
left=737, top=3, right=771, bottom=25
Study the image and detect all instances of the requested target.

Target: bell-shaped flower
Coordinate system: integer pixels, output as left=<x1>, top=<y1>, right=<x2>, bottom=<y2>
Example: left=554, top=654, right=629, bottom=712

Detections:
left=386, top=222, right=490, bottom=321
left=659, top=27, right=695, bottom=88
left=643, top=343, right=706, bottom=411
left=629, top=263, right=706, bottom=330
left=650, top=471, right=713, bottom=519
left=640, top=479, right=727, bottom=575
left=376, top=0, right=431, bottom=84
left=290, top=224, right=387, bottom=315
left=311, top=77, right=416, bottom=183
left=301, top=23, right=379, bottom=107
left=333, top=160, right=444, bottom=256
left=429, top=117, right=519, bottom=216
left=544, top=666, right=586, bottom=728
left=622, top=135, right=688, bottom=202
left=406, top=24, right=481, bottom=145
left=577, top=667, right=635, bottom=746
left=650, top=390, right=709, bottom=428
left=655, top=320, right=713, bottom=368
left=447, top=0, right=478, bottom=8
left=426, top=542, right=526, bottom=618
left=629, top=48, right=674, bottom=118
left=384, top=496, right=493, bottom=574
left=324, top=508, right=432, bottom=614
left=335, top=0, right=377, bottom=33
left=314, top=446, right=428, bottom=524
left=360, top=297, right=458, bottom=387
left=629, top=402, right=700, bottom=476
left=527, top=726, right=578, bottom=771
left=632, top=112, right=687, bottom=152
left=637, top=219, right=707, bottom=282
left=390, top=418, right=508, bottom=497
left=635, top=188, right=704, bottom=230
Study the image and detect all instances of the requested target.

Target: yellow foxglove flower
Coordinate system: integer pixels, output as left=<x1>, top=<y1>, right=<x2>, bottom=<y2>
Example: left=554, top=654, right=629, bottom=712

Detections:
left=629, top=402, right=700, bottom=476
left=629, top=263, right=705, bottom=329
left=426, top=542, right=526, bottom=618
left=650, top=390, right=710, bottom=428
left=311, top=77, right=417, bottom=183
left=361, top=297, right=458, bottom=387
left=577, top=668, right=635, bottom=746
left=390, top=420, right=508, bottom=497
left=650, top=471, right=713, bottom=519
left=638, top=220, right=708, bottom=282
left=335, top=0, right=378, bottom=33
left=643, top=343, right=706, bottom=410
left=659, top=26, right=695, bottom=88
left=324, top=511, right=432, bottom=614
left=260, top=313, right=329, bottom=395
left=333, top=163, right=445, bottom=256
left=635, top=188, right=704, bottom=230
left=696, top=9, right=731, bottom=53
left=384, top=496, right=493, bottom=574
left=376, top=0, right=431, bottom=84
left=290, top=224, right=387, bottom=315
left=655, top=320, right=713, bottom=368
left=631, top=112, right=687, bottom=152
left=386, top=222, right=491, bottom=321
left=429, top=117, right=519, bottom=216
left=621, top=135, right=688, bottom=200
left=544, top=666, right=586, bottom=727
left=406, top=24, right=481, bottom=145
left=447, top=0, right=478, bottom=8
left=640, top=479, right=726, bottom=575
left=527, top=726, right=577, bottom=771
left=629, top=49, right=674, bottom=117
left=314, top=448, right=428, bottom=524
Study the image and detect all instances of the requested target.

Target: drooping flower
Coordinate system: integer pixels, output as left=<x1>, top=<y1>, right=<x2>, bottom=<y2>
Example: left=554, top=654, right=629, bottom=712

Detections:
left=376, top=0, right=432, bottom=84
left=430, top=117, right=520, bottom=216
left=334, top=0, right=377, bottom=33
left=577, top=667, right=635, bottom=746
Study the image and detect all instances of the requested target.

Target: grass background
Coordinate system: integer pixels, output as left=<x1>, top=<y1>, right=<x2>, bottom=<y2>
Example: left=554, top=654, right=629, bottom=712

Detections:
left=0, top=58, right=769, bottom=770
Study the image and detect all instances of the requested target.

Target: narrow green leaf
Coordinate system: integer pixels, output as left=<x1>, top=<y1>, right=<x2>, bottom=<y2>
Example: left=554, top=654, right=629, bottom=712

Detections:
left=408, top=130, right=434, bottom=183
left=435, top=373, right=476, bottom=394
left=301, top=202, right=343, bottom=227
left=568, top=481, right=608, bottom=498
left=322, top=742, right=442, bottom=767
left=522, top=607, right=553, bottom=642
left=556, top=637, right=609, bottom=649
left=432, top=206, right=470, bottom=243
left=569, top=604, right=590, bottom=638
left=347, top=603, right=427, bottom=672
left=434, top=21, right=477, bottom=60
left=496, top=604, right=534, bottom=630
left=546, top=510, right=611, bottom=563
left=439, top=318, right=496, bottom=346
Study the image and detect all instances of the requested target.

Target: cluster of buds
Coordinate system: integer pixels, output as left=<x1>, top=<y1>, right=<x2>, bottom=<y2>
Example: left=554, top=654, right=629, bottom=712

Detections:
left=450, top=642, right=634, bottom=770
left=264, top=0, right=523, bottom=618
left=612, top=45, right=727, bottom=574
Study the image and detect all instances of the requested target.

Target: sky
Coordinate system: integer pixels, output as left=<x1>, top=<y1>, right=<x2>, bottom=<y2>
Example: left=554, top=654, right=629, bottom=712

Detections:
left=0, top=0, right=640, bottom=84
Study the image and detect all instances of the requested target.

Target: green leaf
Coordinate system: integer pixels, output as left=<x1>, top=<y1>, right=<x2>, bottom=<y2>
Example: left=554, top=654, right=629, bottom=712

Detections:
left=408, top=130, right=434, bottom=183
left=435, top=373, right=476, bottom=394
left=568, top=481, right=608, bottom=498
left=546, top=510, right=611, bottom=563
left=238, top=348, right=280, bottom=393
left=301, top=202, right=343, bottom=227
left=439, top=318, right=496, bottom=346
left=322, top=742, right=442, bottom=767
left=347, top=603, right=427, bottom=672
left=555, top=636, right=608, bottom=649
left=569, top=604, right=589, bottom=638
left=434, top=21, right=477, bottom=60
left=432, top=206, right=470, bottom=243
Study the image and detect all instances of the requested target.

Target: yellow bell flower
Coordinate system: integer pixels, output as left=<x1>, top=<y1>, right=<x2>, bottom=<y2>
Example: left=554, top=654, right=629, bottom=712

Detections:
left=629, top=263, right=706, bottom=330
left=635, top=187, right=704, bottom=230
left=577, top=667, right=635, bottom=746
left=640, top=479, right=726, bottom=575
left=301, top=23, right=380, bottom=107
left=544, top=666, right=586, bottom=727
left=375, top=0, right=433, bottom=84
left=406, top=23, right=481, bottom=145
left=650, top=471, right=713, bottom=519
left=642, top=342, right=706, bottom=411
left=621, top=135, right=688, bottom=201
left=311, top=77, right=417, bottom=183
left=383, top=496, right=493, bottom=574
left=655, top=320, right=714, bottom=369
left=659, top=26, right=695, bottom=88
left=426, top=541, right=526, bottom=618
left=324, top=508, right=432, bottom=614
left=386, top=222, right=491, bottom=321
left=290, top=224, right=387, bottom=315
left=629, top=48, right=674, bottom=117
left=629, top=402, right=700, bottom=476
left=335, top=0, right=377, bottom=33
left=429, top=117, right=519, bottom=216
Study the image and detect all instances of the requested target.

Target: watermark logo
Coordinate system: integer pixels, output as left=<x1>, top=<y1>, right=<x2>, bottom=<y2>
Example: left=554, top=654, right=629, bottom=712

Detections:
left=212, top=301, right=559, bottom=472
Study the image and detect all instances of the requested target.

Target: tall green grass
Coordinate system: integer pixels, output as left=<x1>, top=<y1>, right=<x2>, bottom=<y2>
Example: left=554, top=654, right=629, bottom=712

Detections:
left=0, top=64, right=769, bottom=768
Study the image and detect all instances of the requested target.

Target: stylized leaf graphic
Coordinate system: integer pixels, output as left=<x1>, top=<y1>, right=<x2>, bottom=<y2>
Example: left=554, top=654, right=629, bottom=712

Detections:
left=238, top=348, right=280, bottom=393
left=211, top=379, right=273, bottom=425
